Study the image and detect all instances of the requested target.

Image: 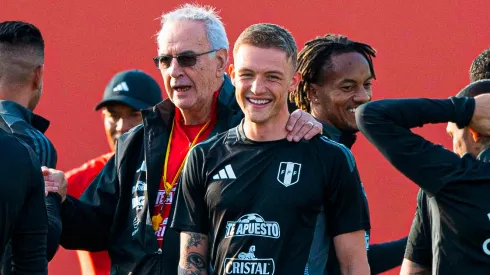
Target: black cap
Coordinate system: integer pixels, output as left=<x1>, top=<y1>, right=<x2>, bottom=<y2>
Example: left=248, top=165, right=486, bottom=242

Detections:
left=94, top=70, right=163, bottom=111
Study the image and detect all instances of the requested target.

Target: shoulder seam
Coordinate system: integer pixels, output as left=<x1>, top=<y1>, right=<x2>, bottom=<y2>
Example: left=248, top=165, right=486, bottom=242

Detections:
left=319, top=136, right=355, bottom=172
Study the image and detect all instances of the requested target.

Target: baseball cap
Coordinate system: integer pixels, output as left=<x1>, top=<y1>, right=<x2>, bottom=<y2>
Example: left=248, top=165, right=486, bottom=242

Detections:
left=94, top=70, right=163, bottom=111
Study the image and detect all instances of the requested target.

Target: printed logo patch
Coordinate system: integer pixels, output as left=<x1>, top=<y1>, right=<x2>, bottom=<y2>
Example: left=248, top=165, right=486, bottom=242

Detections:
left=225, top=214, right=280, bottom=239
left=212, top=164, right=236, bottom=180
left=224, top=246, right=275, bottom=274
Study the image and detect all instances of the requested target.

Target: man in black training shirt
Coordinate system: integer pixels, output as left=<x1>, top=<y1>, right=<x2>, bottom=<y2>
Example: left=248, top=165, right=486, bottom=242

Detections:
left=0, top=118, right=48, bottom=274
left=356, top=82, right=490, bottom=274
left=290, top=34, right=407, bottom=274
left=172, top=23, right=370, bottom=275
left=395, top=80, right=490, bottom=274
left=0, top=21, right=61, bottom=270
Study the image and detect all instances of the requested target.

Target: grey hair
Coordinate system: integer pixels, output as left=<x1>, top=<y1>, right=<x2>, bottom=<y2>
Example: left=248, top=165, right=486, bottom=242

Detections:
left=157, top=3, right=229, bottom=52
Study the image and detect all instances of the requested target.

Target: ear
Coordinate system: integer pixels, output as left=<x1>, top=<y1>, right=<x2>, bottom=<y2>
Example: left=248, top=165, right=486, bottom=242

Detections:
left=308, top=83, right=320, bottom=102
left=288, top=72, right=302, bottom=94
left=228, top=63, right=236, bottom=85
left=469, top=127, right=480, bottom=142
left=32, top=65, right=44, bottom=91
left=215, top=49, right=228, bottom=78
left=101, top=109, right=107, bottom=119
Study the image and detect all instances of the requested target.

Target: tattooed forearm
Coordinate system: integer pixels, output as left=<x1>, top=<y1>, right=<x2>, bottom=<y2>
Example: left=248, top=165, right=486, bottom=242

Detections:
left=178, top=266, right=196, bottom=275
left=186, top=232, right=206, bottom=249
left=178, top=253, right=207, bottom=274
left=187, top=252, right=206, bottom=269
left=180, top=232, right=208, bottom=275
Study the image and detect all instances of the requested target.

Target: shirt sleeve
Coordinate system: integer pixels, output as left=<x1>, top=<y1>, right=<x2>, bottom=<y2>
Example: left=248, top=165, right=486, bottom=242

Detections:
left=10, top=121, right=57, bottom=168
left=321, top=137, right=371, bottom=237
left=45, top=194, right=62, bottom=261
left=404, top=189, right=432, bottom=267
left=170, top=145, right=209, bottom=234
left=368, top=237, right=407, bottom=273
left=356, top=97, right=488, bottom=195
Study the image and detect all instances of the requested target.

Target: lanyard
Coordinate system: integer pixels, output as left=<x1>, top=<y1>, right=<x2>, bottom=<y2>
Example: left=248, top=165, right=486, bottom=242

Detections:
left=151, top=119, right=212, bottom=231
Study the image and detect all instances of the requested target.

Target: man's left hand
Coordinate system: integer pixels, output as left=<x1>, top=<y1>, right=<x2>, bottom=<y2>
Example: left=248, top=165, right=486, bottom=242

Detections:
left=286, top=109, right=323, bottom=142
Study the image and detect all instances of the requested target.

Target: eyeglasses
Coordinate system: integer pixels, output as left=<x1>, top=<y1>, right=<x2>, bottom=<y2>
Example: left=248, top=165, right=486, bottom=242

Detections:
left=152, top=49, right=217, bottom=69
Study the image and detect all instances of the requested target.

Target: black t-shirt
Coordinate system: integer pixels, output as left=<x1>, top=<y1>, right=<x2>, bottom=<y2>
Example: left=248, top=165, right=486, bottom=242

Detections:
left=171, top=124, right=370, bottom=275
left=406, top=147, right=490, bottom=273
left=405, top=189, right=433, bottom=267
left=357, top=97, right=490, bottom=274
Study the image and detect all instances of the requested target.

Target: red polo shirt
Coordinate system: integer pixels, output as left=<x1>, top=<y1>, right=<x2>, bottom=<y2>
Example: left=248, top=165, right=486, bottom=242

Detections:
left=153, top=92, right=219, bottom=247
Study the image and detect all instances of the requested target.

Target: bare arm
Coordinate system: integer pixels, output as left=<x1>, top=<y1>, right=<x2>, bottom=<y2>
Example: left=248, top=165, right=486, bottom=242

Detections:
left=333, top=230, right=370, bottom=275
left=400, top=258, right=431, bottom=275
left=179, top=232, right=208, bottom=275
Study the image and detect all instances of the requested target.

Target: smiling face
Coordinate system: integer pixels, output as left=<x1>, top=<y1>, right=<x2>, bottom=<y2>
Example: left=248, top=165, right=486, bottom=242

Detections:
left=157, top=19, right=227, bottom=113
left=310, top=52, right=373, bottom=132
left=230, top=44, right=300, bottom=125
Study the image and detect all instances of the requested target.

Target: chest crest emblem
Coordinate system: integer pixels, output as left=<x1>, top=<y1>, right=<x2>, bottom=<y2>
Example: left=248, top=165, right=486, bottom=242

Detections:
left=277, top=162, right=301, bottom=187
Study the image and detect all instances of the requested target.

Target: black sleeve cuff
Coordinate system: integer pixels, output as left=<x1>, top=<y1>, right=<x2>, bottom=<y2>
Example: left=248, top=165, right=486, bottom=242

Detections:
left=330, top=220, right=371, bottom=238
left=170, top=222, right=207, bottom=235
left=47, top=193, right=62, bottom=208
left=449, top=96, right=475, bottom=129
left=46, top=194, right=62, bottom=261
left=60, top=195, right=77, bottom=218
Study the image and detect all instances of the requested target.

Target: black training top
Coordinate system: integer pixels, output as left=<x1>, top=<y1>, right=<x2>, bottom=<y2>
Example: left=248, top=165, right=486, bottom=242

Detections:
left=357, top=97, right=490, bottom=274
left=0, top=128, right=47, bottom=274
left=0, top=100, right=61, bottom=265
left=406, top=146, right=490, bottom=273
left=172, top=122, right=370, bottom=275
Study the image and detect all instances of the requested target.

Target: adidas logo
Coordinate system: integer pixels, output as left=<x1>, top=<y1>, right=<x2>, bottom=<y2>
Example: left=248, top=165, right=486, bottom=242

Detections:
left=212, top=164, right=236, bottom=180
left=113, top=81, right=129, bottom=92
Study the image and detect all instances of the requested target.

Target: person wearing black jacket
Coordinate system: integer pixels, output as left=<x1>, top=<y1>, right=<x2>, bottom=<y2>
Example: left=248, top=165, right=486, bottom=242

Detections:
left=50, top=4, right=322, bottom=275
left=356, top=83, right=490, bottom=274
left=0, top=117, right=48, bottom=274
left=0, top=20, right=61, bottom=271
left=290, top=34, right=407, bottom=274
left=393, top=80, right=490, bottom=274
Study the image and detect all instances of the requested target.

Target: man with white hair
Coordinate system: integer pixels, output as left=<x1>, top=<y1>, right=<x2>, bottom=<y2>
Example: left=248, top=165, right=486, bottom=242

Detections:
left=54, top=4, right=322, bottom=274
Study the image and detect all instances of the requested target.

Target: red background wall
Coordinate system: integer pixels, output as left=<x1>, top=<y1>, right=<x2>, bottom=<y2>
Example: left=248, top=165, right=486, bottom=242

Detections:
left=2, top=0, right=490, bottom=274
